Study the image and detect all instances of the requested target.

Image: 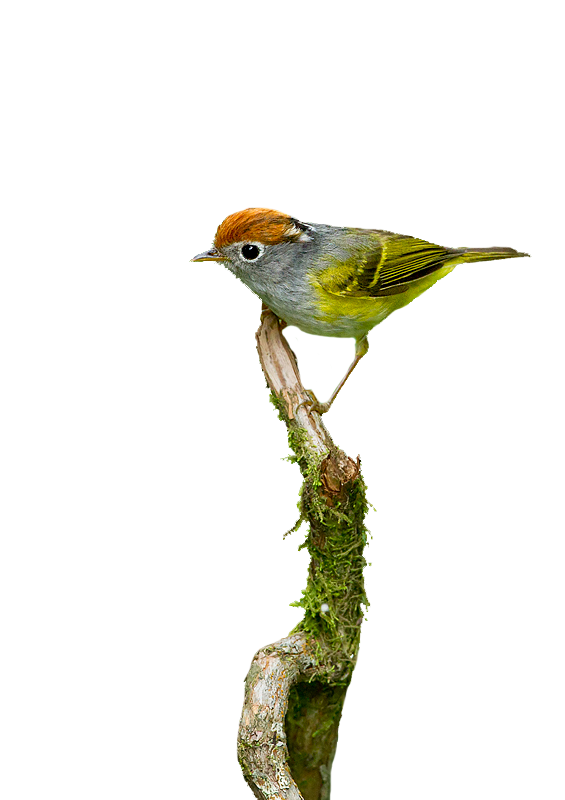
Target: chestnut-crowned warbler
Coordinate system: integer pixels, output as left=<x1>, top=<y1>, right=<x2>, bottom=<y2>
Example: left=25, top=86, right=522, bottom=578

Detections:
left=193, top=208, right=528, bottom=413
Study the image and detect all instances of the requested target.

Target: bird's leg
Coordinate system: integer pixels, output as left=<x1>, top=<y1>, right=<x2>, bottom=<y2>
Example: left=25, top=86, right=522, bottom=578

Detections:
left=306, top=336, right=369, bottom=415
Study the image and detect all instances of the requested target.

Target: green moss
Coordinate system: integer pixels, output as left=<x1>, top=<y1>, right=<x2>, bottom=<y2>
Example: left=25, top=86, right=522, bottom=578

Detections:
left=270, top=389, right=370, bottom=685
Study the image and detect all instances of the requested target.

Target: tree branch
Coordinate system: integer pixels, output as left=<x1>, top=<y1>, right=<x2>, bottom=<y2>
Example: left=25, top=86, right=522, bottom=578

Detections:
left=237, top=309, right=369, bottom=800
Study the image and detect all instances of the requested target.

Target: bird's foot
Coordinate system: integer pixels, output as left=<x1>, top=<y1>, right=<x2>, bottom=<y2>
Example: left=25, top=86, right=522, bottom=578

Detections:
left=260, top=302, right=287, bottom=329
left=296, top=390, right=331, bottom=416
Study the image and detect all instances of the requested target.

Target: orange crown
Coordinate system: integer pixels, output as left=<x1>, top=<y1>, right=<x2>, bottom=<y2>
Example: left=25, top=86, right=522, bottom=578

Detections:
left=214, top=208, right=305, bottom=249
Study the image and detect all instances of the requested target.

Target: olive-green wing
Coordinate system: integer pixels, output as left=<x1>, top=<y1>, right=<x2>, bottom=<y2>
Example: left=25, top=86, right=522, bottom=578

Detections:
left=318, top=234, right=462, bottom=298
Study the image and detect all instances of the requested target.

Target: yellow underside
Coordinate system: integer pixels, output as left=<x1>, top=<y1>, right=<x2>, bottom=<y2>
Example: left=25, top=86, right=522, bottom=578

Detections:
left=311, top=264, right=457, bottom=339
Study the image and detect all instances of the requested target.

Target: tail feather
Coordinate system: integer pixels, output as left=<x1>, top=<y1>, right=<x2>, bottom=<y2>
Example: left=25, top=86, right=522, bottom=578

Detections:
left=460, top=246, right=530, bottom=263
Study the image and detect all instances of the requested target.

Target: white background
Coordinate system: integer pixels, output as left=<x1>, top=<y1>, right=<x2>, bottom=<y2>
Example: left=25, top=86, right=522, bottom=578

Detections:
left=1, top=1, right=563, bottom=798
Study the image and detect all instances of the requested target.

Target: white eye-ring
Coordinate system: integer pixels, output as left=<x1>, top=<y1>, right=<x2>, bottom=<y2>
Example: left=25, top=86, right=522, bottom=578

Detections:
left=240, top=242, right=265, bottom=262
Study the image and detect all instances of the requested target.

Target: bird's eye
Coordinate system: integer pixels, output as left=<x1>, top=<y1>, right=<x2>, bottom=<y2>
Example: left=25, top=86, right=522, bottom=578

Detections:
left=241, top=243, right=262, bottom=261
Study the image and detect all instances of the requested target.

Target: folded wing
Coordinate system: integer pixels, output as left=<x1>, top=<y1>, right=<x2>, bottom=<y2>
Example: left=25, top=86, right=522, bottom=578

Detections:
left=318, top=232, right=526, bottom=299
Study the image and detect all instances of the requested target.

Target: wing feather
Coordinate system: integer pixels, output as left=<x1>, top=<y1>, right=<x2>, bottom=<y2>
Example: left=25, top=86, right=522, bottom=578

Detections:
left=318, top=233, right=462, bottom=298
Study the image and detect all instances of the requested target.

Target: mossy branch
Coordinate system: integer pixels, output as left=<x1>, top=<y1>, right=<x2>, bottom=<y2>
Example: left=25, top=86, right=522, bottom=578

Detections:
left=237, top=308, right=369, bottom=800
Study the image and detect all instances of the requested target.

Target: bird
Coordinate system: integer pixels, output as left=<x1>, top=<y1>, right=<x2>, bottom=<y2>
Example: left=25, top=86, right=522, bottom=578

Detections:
left=192, top=208, right=529, bottom=413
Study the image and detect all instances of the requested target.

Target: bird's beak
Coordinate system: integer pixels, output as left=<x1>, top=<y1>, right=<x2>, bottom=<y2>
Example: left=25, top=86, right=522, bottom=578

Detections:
left=191, top=247, right=226, bottom=262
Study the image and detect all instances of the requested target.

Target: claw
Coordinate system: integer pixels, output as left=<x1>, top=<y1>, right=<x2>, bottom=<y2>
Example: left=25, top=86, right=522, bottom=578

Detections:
left=309, top=400, right=331, bottom=414
left=260, top=302, right=287, bottom=329
left=296, top=390, right=318, bottom=416
left=296, top=390, right=331, bottom=416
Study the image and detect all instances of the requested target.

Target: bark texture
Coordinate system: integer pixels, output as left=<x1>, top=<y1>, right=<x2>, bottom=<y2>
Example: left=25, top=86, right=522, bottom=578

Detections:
left=237, top=309, right=369, bottom=800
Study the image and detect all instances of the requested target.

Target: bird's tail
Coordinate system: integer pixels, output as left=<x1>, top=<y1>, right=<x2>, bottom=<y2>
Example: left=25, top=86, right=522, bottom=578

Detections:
left=459, top=246, right=529, bottom=263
